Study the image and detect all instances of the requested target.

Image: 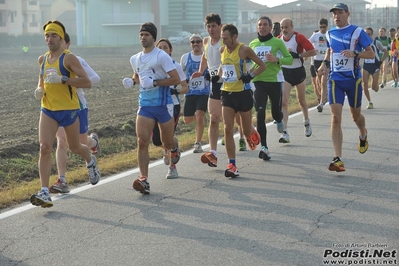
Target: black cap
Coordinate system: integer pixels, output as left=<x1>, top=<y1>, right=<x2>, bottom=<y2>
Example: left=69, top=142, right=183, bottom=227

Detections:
left=330, top=3, right=349, bottom=12
left=390, top=28, right=396, bottom=32
left=140, top=22, right=157, bottom=41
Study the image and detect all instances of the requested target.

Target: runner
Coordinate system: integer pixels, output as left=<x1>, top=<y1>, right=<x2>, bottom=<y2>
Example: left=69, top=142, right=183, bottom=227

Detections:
left=249, top=16, right=293, bottom=160
left=279, top=18, right=316, bottom=143
left=122, top=22, right=181, bottom=194
left=362, top=27, right=388, bottom=109
left=318, top=3, right=374, bottom=172
left=31, top=20, right=100, bottom=207
left=180, top=33, right=210, bottom=153
left=214, top=23, right=265, bottom=177
left=375, top=27, right=391, bottom=88
left=308, top=18, right=329, bottom=112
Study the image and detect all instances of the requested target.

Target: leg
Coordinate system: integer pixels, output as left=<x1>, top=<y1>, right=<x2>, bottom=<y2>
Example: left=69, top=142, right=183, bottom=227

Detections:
left=281, top=81, right=291, bottom=130
left=295, top=81, right=309, bottom=121
left=222, top=106, right=236, bottom=160
left=207, top=98, right=222, bottom=152
left=136, top=115, right=156, bottom=177
left=63, top=118, right=91, bottom=163
left=329, top=103, right=343, bottom=158
left=371, top=70, right=380, bottom=92
left=38, top=112, right=59, bottom=189
left=194, top=110, right=206, bottom=144
left=362, top=70, right=371, bottom=103
left=55, top=127, right=68, bottom=180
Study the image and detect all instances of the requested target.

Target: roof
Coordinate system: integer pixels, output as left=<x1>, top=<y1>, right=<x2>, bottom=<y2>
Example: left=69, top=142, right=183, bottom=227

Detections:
left=255, top=0, right=371, bottom=14
left=240, top=0, right=267, bottom=9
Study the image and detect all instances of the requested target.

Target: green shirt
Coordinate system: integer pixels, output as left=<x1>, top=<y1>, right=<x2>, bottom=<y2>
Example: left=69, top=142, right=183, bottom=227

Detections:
left=249, top=37, right=293, bottom=83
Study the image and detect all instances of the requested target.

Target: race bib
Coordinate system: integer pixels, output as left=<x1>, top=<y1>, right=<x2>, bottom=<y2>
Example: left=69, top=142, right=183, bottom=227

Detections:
left=222, top=65, right=238, bottom=82
left=365, top=58, right=375, bottom=64
left=138, top=68, right=156, bottom=92
left=332, top=53, right=354, bottom=72
left=190, top=76, right=206, bottom=90
left=254, top=46, right=271, bottom=61
left=208, top=66, right=219, bottom=77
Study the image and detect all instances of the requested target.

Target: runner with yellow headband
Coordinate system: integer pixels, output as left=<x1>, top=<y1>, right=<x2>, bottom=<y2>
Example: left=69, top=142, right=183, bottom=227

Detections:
left=30, top=20, right=101, bottom=208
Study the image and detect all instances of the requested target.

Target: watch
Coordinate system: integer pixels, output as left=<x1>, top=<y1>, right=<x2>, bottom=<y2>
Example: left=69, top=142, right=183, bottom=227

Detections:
left=61, top=76, right=69, bottom=84
left=153, top=80, right=158, bottom=87
left=354, top=50, right=360, bottom=56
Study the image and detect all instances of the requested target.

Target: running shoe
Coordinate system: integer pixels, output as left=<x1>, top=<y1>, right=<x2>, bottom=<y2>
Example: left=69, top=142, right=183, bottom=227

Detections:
left=200, top=152, right=217, bottom=167
left=193, top=142, right=203, bottom=153
left=166, top=166, right=179, bottom=179
left=279, top=131, right=290, bottom=143
left=392, top=82, right=398, bottom=88
left=367, top=102, right=374, bottom=109
left=238, top=138, right=247, bottom=151
left=224, top=163, right=239, bottom=178
left=358, top=132, right=369, bottom=154
left=170, top=137, right=181, bottom=164
left=317, top=104, right=323, bottom=113
left=90, top=133, right=101, bottom=157
left=328, top=157, right=345, bottom=172
left=30, top=189, right=53, bottom=208
left=133, top=177, right=150, bottom=194
left=163, top=149, right=169, bottom=165
left=49, top=178, right=70, bottom=193
left=258, top=146, right=271, bottom=161
left=87, top=155, right=101, bottom=185
left=246, top=129, right=260, bottom=150
left=304, top=122, right=312, bottom=137
left=276, top=120, right=284, bottom=133
left=380, top=83, right=384, bottom=89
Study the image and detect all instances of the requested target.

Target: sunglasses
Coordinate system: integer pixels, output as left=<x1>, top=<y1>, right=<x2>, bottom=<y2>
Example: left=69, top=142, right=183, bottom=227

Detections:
left=191, top=40, right=202, bottom=44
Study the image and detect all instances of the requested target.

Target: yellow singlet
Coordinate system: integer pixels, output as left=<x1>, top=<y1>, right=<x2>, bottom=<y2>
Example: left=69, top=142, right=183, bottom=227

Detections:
left=41, top=50, right=79, bottom=111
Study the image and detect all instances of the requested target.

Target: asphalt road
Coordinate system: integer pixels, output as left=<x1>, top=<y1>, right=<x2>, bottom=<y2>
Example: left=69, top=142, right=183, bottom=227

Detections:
left=1, top=82, right=398, bottom=266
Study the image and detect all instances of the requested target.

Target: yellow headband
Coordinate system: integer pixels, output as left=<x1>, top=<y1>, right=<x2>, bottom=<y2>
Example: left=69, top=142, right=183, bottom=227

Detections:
left=44, top=23, right=64, bottom=40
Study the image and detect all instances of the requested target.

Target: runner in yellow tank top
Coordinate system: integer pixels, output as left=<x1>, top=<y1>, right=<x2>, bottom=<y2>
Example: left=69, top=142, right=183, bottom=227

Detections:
left=30, top=20, right=101, bottom=208
left=41, top=50, right=79, bottom=111
left=211, top=24, right=266, bottom=178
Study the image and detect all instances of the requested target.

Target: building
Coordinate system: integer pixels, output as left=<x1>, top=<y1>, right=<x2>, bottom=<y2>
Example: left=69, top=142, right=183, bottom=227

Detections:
left=0, top=0, right=41, bottom=35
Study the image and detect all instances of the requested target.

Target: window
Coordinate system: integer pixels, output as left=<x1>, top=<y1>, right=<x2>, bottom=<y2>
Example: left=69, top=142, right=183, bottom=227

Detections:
left=0, top=0, right=5, bottom=4
left=242, top=11, right=248, bottom=22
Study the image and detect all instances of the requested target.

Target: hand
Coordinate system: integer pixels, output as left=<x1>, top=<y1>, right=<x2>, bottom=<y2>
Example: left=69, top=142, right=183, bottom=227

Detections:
left=240, top=74, right=253, bottom=84
left=191, top=72, right=202, bottom=79
left=140, top=76, right=154, bottom=89
left=122, top=78, right=134, bottom=89
left=34, top=87, right=44, bottom=100
left=46, top=72, right=62, bottom=84
left=211, top=75, right=221, bottom=85
left=170, top=88, right=179, bottom=95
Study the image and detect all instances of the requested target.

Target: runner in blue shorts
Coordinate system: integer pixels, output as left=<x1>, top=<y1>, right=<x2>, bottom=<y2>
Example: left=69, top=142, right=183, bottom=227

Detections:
left=122, top=22, right=181, bottom=194
left=318, top=3, right=374, bottom=172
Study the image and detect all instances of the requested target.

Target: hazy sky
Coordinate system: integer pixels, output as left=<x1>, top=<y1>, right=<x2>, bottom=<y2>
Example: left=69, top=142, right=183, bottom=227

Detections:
left=250, top=0, right=397, bottom=8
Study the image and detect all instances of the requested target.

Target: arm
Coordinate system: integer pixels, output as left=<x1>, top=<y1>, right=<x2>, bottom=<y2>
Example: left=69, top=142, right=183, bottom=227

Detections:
left=79, top=57, right=100, bottom=86
left=376, top=41, right=388, bottom=62
left=298, top=34, right=317, bottom=58
left=318, top=48, right=331, bottom=76
left=191, top=53, right=208, bottom=79
left=37, top=55, right=45, bottom=89
left=265, top=41, right=294, bottom=66
left=244, top=46, right=266, bottom=76
left=64, top=53, right=92, bottom=88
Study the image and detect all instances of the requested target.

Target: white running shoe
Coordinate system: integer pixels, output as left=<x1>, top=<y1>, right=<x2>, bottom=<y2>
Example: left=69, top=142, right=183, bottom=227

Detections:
left=166, top=166, right=179, bottom=179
